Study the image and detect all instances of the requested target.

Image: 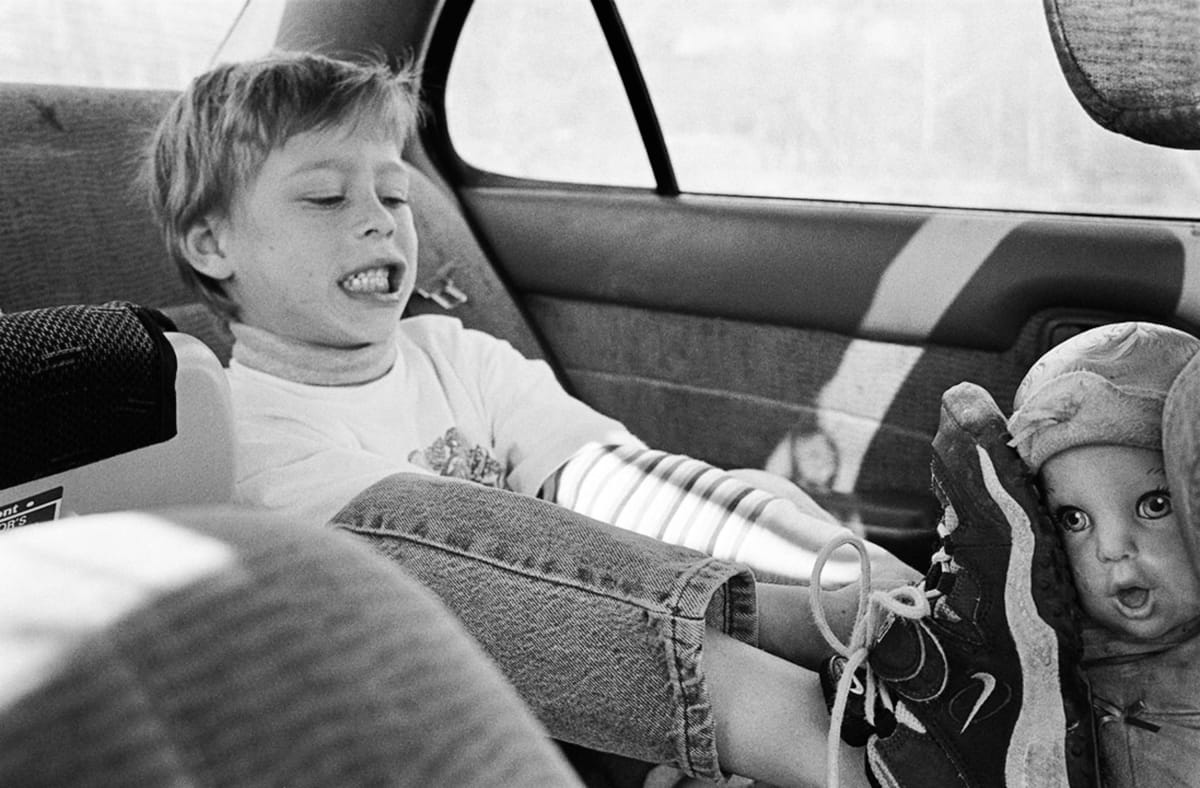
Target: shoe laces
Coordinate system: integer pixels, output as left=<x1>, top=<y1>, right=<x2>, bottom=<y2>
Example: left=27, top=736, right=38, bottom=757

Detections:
left=811, top=530, right=945, bottom=787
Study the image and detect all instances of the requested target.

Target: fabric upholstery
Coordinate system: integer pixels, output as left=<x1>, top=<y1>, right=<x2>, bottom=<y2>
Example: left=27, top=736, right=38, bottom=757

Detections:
left=1044, top=0, right=1200, bottom=148
left=0, top=508, right=581, bottom=787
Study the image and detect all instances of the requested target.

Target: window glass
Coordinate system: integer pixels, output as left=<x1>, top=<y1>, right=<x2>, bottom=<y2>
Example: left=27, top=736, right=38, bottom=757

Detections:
left=0, top=0, right=285, bottom=90
left=447, top=0, right=1200, bottom=219
left=445, top=0, right=654, bottom=187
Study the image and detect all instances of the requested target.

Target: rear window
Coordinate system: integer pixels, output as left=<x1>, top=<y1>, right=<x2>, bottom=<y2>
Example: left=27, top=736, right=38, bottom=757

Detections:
left=0, top=0, right=284, bottom=89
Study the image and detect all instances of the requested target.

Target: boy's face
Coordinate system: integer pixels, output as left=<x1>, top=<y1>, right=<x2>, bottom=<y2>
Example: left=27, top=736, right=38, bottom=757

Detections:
left=1041, top=444, right=1200, bottom=641
left=210, top=124, right=418, bottom=348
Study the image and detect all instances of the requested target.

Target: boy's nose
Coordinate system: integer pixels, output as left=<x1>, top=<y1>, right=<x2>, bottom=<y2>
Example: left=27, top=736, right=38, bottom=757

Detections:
left=360, top=201, right=397, bottom=238
left=1095, top=518, right=1136, bottom=562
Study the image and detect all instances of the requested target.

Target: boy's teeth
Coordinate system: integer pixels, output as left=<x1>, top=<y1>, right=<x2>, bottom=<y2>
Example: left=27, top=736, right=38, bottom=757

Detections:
left=341, top=268, right=391, bottom=293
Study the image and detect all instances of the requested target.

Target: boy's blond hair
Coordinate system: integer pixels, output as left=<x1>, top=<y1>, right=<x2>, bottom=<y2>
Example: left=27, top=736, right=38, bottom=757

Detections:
left=143, top=51, right=421, bottom=320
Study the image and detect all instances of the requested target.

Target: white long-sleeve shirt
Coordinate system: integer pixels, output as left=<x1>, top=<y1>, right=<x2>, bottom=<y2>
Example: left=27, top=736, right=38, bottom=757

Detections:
left=227, top=315, right=638, bottom=526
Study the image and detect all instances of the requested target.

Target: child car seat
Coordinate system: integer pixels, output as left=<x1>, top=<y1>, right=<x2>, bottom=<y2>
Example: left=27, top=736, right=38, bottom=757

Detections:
left=0, top=301, right=233, bottom=526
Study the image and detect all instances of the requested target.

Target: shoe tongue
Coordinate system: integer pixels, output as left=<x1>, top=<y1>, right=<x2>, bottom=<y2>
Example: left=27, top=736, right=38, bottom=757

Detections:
left=930, top=564, right=956, bottom=597
left=870, top=618, right=950, bottom=702
left=870, top=616, right=926, bottom=679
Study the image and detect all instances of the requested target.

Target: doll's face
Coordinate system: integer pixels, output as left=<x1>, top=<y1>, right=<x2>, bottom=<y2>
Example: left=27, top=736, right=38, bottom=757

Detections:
left=1041, top=444, right=1200, bottom=641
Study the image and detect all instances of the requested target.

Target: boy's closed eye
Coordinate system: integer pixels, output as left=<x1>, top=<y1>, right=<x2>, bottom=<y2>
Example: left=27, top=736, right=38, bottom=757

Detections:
left=304, top=195, right=346, bottom=207
left=298, top=179, right=408, bottom=207
left=299, top=192, right=407, bottom=209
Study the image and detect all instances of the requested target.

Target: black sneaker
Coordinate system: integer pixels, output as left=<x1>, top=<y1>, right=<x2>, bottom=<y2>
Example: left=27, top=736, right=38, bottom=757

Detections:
left=812, top=381, right=1096, bottom=788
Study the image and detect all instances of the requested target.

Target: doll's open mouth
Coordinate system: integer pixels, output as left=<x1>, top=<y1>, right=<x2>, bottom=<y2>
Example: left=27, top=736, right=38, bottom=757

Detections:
left=339, top=265, right=403, bottom=300
left=1117, top=586, right=1151, bottom=612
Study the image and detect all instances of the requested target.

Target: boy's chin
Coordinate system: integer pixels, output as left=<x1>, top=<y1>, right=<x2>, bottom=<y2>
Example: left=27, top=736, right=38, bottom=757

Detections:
left=338, top=327, right=401, bottom=349
left=303, top=320, right=400, bottom=351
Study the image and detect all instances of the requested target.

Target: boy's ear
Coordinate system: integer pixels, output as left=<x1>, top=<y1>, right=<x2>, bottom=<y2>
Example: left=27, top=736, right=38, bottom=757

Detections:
left=181, top=216, right=235, bottom=280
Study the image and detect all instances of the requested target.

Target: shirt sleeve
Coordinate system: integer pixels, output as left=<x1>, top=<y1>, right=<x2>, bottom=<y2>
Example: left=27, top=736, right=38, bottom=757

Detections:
left=453, top=326, right=643, bottom=495
left=547, top=442, right=876, bottom=584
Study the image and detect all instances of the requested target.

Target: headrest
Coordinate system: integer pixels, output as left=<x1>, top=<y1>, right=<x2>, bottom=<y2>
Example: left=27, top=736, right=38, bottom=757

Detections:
left=1044, top=0, right=1200, bottom=148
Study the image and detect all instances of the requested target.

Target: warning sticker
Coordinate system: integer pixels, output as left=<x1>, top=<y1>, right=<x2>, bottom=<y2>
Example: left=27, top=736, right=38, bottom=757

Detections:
left=0, top=487, right=63, bottom=531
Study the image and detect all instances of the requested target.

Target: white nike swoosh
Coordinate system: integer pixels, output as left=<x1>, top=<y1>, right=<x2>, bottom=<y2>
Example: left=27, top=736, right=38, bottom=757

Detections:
left=960, top=672, right=997, bottom=733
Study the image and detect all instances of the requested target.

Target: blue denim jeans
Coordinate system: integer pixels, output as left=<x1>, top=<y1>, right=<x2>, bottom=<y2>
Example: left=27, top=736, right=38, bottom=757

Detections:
left=331, top=473, right=760, bottom=782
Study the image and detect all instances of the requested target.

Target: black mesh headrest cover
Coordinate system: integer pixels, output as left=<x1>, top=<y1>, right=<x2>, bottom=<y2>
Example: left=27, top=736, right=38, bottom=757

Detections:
left=0, top=302, right=177, bottom=488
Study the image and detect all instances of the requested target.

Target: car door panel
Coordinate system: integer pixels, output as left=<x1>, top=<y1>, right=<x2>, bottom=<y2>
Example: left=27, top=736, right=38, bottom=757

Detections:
left=461, top=187, right=1192, bottom=346
left=456, top=184, right=1197, bottom=563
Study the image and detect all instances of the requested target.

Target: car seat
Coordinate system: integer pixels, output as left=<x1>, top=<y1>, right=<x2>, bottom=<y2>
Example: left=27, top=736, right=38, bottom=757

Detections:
left=0, top=505, right=582, bottom=787
left=0, top=301, right=234, bottom=525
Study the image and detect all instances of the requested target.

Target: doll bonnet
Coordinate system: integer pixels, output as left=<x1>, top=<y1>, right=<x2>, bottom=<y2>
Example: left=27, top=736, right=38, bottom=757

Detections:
left=1007, top=322, right=1200, bottom=473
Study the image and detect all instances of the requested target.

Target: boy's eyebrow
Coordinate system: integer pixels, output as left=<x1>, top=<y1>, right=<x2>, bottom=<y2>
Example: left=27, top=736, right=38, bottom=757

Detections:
left=285, top=158, right=349, bottom=176
left=380, top=161, right=410, bottom=179
left=285, top=159, right=409, bottom=178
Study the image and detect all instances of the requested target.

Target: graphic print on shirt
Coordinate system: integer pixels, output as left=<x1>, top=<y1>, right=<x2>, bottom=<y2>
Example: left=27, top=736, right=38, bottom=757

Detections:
left=409, top=427, right=505, bottom=488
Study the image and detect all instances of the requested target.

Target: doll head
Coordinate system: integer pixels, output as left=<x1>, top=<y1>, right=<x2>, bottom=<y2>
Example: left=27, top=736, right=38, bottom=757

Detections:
left=1008, top=322, right=1200, bottom=641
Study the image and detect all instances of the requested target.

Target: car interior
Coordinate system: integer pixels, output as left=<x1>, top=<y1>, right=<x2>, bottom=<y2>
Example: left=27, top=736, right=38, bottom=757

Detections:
left=3, top=0, right=1200, bottom=559
left=1, top=0, right=1198, bottom=784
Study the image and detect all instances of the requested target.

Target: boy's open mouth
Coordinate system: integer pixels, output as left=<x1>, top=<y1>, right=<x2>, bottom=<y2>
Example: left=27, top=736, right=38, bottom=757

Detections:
left=339, top=264, right=403, bottom=301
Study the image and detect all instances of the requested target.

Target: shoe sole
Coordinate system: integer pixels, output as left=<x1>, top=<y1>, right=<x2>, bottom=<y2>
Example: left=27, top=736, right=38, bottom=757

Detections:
left=935, top=382, right=1095, bottom=788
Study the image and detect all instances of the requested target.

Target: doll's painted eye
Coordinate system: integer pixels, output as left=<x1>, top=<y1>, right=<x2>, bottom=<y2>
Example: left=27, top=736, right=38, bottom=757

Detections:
left=1055, top=507, right=1090, bottom=533
left=1136, top=490, right=1172, bottom=520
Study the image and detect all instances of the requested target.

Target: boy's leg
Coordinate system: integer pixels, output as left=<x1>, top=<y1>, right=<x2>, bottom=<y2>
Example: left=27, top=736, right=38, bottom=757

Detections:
left=332, top=473, right=759, bottom=783
left=0, top=507, right=580, bottom=787
left=333, top=474, right=891, bottom=787
left=815, top=382, right=1097, bottom=788
left=704, top=628, right=871, bottom=788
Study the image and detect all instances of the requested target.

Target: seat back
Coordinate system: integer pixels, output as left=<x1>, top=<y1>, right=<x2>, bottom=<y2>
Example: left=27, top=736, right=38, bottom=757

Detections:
left=0, top=303, right=233, bottom=526
left=1045, top=0, right=1200, bottom=148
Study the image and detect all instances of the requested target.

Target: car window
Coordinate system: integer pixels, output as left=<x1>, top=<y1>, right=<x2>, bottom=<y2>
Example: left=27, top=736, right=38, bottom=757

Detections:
left=445, top=0, right=1200, bottom=219
left=444, top=0, right=654, bottom=188
left=0, top=0, right=285, bottom=90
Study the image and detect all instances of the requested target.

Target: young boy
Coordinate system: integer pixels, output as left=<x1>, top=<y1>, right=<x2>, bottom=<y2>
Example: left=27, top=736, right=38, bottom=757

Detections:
left=1007, top=321, right=1200, bottom=787
left=144, top=50, right=1093, bottom=787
